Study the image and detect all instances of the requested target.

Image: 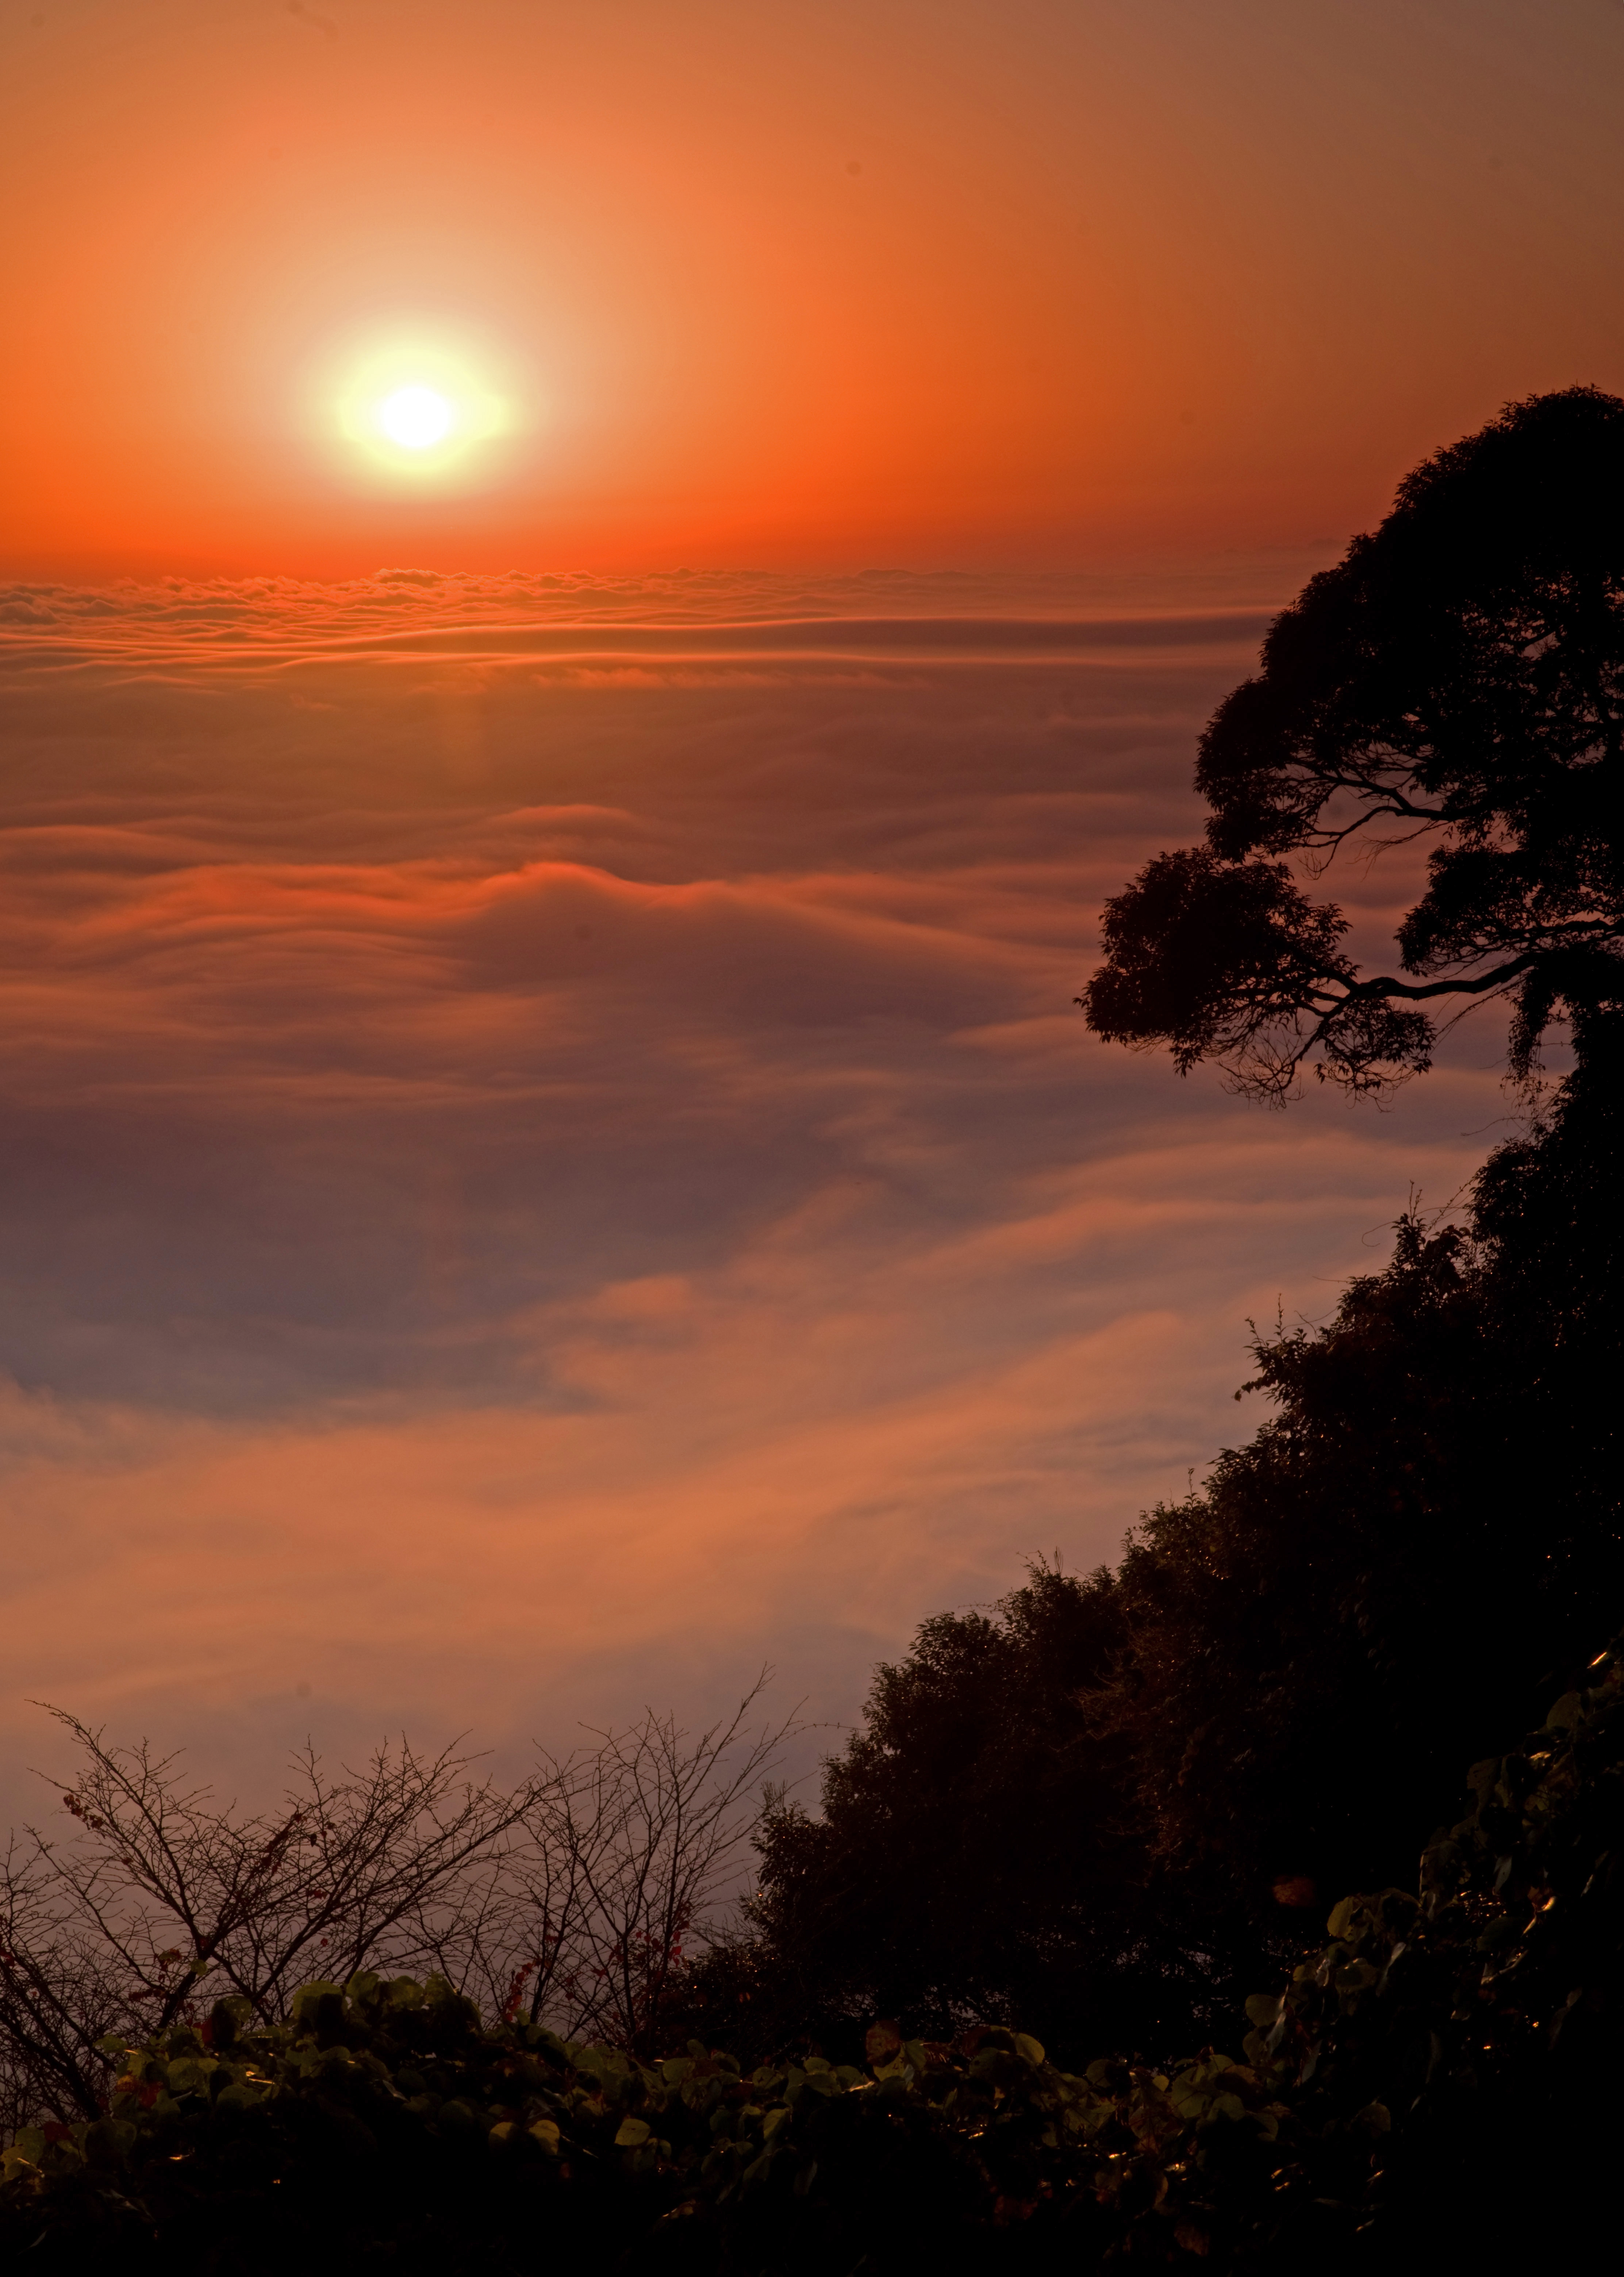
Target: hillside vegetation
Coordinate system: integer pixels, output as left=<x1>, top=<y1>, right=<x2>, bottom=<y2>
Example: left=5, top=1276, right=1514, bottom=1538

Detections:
left=3, top=1635, right=1619, bottom=2270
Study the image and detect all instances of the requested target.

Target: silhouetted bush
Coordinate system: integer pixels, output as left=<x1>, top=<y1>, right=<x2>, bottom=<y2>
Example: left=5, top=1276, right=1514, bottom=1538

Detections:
left=0, top=1686, right=792, bottom=2132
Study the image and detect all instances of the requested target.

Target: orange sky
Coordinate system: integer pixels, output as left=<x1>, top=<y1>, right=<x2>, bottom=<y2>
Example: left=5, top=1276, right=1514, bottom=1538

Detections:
left=6, top=0, right=1624, bottom=577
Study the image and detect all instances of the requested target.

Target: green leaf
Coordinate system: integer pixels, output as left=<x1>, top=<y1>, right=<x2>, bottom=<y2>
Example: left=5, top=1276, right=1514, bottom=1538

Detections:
left=82, top=2118, right=135, bottom=2166
left=614, top=2116, right=651, bottom=2148
left=290, top=1982, right=345, bottom=2025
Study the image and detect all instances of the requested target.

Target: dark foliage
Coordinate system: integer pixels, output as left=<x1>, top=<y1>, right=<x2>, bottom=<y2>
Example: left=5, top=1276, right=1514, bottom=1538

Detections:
left=1093, top=1025, right=1621, bottom=1919
left=6, top=1647, right=1621, bottom=2271
left=1240, top=1635, right=1624, bottom=2266
left=717, top=1045, right=1620, bottom=2054
left=0, top=1978, right=1175, bottom=2275
left=1081, top=386, right=1624, bottom=1098
left=1095, top=1228, right=1535, bottom=1911
left=711, top=1562, right=1257, bottom=2068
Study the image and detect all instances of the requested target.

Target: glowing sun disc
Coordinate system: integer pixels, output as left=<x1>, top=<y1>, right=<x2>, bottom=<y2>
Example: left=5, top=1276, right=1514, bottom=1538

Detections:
left=377, top=385, right=455, bottom=449
left=316, top=319, right=530, bottom=490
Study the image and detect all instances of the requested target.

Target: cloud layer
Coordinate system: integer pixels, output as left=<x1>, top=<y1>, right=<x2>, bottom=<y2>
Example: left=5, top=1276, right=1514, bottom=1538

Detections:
left=0, top=575, right=1504, bottom=1806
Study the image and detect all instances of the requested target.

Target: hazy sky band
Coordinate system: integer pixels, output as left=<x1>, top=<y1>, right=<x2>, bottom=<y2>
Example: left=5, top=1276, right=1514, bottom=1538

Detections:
left=0, top=617, right=1275, bottom=679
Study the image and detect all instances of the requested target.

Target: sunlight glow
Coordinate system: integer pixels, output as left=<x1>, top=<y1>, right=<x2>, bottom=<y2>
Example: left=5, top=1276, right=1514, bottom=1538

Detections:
left=312, top=318, right=535, bottom=492
left=377, top=386, right=456, bottom=451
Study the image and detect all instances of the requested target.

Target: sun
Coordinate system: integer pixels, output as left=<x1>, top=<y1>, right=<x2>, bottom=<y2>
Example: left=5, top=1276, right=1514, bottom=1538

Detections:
left=312, top=319, right=533, bottom=490
left=376, top=384, right=457, bottom=451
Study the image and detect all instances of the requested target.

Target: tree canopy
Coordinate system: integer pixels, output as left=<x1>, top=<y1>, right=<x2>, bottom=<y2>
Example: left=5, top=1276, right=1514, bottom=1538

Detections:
left=720, top=1563, right=1249, bottom=2066
left=1081, top=386, right=1624, bottom=1099
left=715, top=1041, right=1622, bottom=2057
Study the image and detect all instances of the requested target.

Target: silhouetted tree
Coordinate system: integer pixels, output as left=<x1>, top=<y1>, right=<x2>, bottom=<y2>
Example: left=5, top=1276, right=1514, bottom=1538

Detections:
left=702, top=402, right=1624, bottom=2058
left=457, top=1677, right=794, bottom=2058
left=702, top=1564, right=1260, bottom=2064
left=715, top=1043, right=1621, bottom=2047
left=0, top=1721, right=527, bottom=2130
left=1091, top=1012, right=1621, bottom=1909
left=1081, top=386, right=1624, bottom=1099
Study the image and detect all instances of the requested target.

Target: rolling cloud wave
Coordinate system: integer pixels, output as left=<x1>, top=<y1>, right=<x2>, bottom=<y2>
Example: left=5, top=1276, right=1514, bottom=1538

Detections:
left=0, top=578, right=1498, bottom=1797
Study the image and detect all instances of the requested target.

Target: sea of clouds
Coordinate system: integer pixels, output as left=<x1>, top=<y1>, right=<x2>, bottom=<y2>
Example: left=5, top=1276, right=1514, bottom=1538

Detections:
left=0, top=570, right=1510, bottom=1812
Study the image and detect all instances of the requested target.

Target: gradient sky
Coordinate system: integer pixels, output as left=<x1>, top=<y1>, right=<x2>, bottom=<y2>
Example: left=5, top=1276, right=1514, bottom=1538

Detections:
left=5, top=0, right=1624, bottom=576
left=0, top=0, right=1617, bottom=1814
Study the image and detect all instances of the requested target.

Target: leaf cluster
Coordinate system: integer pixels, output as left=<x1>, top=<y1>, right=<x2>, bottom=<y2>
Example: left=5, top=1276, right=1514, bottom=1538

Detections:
left=1225, top=1639, right=1624, bottom=2262
left=0, top=1967, right=1302, bottom=2272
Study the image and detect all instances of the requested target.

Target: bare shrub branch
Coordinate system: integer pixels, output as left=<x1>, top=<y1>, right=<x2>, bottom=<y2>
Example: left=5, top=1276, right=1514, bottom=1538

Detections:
left=0, top=1678, right=796, bottom=2124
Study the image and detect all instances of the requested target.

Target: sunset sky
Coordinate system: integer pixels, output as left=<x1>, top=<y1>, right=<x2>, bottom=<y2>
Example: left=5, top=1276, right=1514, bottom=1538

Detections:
left=2, top=0, right=1621, bottom=1811
left=7, top=0, right=1624, bottom=577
